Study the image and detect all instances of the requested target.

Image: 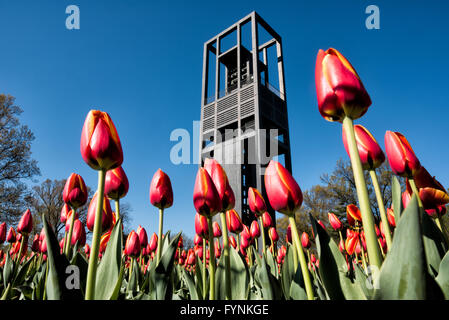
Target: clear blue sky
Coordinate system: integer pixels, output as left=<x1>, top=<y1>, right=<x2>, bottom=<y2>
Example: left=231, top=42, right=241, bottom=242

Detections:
left=0, top=0, right=448, bottom=239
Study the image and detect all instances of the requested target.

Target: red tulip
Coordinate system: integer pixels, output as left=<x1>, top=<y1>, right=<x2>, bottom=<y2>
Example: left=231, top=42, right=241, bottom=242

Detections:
left=286, top=224, right=292, bottom=244
left=345, top=231, right=359, bottom=255
left=269, top=227, right=279, bottom=243
left=31, top=234, right=40, bottom=252
left=195, top=212, right=209, bottom=238
left=0, top=222, right=6, bottom=243
left=84, top=243, right=90, bottom=256
left=80, top=110, right=123, bottom=171
left=342, top=124, right=385, bottom=170
left=226, top=209, right=244, bottom=234
left=204, top=158, right=235, bottom=211
left=328, top=212, right=342, bottom=231
left=60, top=204, right=71, bottom=224
left=65, top=210, right=80, bottom=232
left=6, top=227, right=16, bottom=243
left=124, top=230, right=141, bottom=257
left=214, top=239, right=221, bottom=259
left=187, top=249, right=196, bottom=265
left=301, top=232, right=311, bottom=249
left=99, top=230, right=111, bottom=253
left=195, top=245, right=204, bottom=259
left=315, top=48, right=371, bottom=122
left=248, top=187, right=267, bottom=217
left=40, top=236, right=47, bottom=254
left=178, top=236, right=183, bottom=249
left=59, top=238, right=65, bottom=252
left=63, top=173, right=88, bottom=209
left=413, top=166, right=449, bottom=210
left=137, top=225, right=148, bottom=248
left=339, top=238, right=345, bottom=253
left=264, top=160, right=303, bottom=215
left=149, top=232, right=158, bottom=252
left=240, top=233, right=250, bottom=250
left=387, top=208, right=396, bottom=228
left=250, top=220, right=261, bottom=239
left=426, top=206, right=447, bottom=219
left=194, top=234, right=203, bottom=246
left=229, top=235, right=237, bottom=249
left=105, top=166, right=129, bottom=200
left=17, top=209, right=33, bottom=235
left=402, top=190, right=412, bottom=209
left=212, top=221, right=222, bottom=238
left=86, top=192, right=113, bottom=232
left=71, top=219, right=86, bottom=246
left=384, top=131, right=421, bottom=177
left=347, top=204, right=362, bottom=223
left=149, top=169, right=173, bottom=210
left=261, top=211, right=273, bottom=229
left=193, top=168, right=222, bottom=217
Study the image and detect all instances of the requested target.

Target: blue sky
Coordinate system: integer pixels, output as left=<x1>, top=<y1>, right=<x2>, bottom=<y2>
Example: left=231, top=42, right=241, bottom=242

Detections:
left=0, top=0, right=448, bottom=239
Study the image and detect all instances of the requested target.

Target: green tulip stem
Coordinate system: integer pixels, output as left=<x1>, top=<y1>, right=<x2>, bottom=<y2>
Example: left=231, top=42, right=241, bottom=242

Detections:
left=369, top=169, right=393, bottom=250
left=85, top=168, right=106, bottom=300
left=156, top=208, right=164, bottom=265
left=342, top=116, right=383, bottom=269
left=0, top=283, right=11, bottom=300
left=236, top=234, right=240, bottom=251
left=207, top=217, right=216, bottom=300
left=259, top=216, right=267, bottom=257
left=408, top=178, right=424, bottom=211
left=288, top=215, right=314, bottom=300
left=254, top=236, right=259, bottom=252
left=202, top=238, right=207, bottom=300
left=219, top=212, right=232, bottom=300
left=65, top=207, right=77, bottom=258
left=115, top=199, right=120, bottom=221
left=129, top=257, right=134, bottom=283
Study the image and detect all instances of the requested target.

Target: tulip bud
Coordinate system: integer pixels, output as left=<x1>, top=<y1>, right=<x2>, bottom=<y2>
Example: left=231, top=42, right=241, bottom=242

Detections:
left=149, top=232, right=158, bottom=252
left=342, top=125, right=385, bottom=170
left=60, top=204, right=71, bottom=224
left=195, top=212, right=209, bottom=238
left=226, top=209, right=243, bottom=234
left=59, top=238, right=65, bottom=252
left=347, top=204, right=362, bottom=223
left=193, top=168, right=222, bottom=217
left=262, top=211, right=273, bottom=229
left=412, top=166, right=449, bottom=210
left=229, top=235, right=237, bottom=249
left=63, top=173, right=88, bottom=209
left=286, top=224, right=292, bottom=244
left=248, top=187, right=267, bottom=217
left=150, top=169, right=174, bottom=210
left=250, top=220, right=261, bottom=239
left=178, top=236, right=184, bottom=249
left=104, top=166, right=129, bottom=200
left=204, top=158, right=235, bottom=211
left=194, top=234, right=203, bottom=246
left=84, top=243, right=91, bottom=256
left=264, top=160, right=303, bottom=216
left=315, top=48, right=371, bottom=122
left=137, top=225, right=148, bottom=248
left=187, top=249, right=195, bottom=265
left=31, top=234, right=40, bottom=252
left=269, top=227, right=279, bottom=243
left=99, top=230, right=111, bottom=253
left=40, top=236, right=47, bottom=254
left=345, top=232, right=358, bottom=256
left=80, top=110, right=123, bottom=171
left=328, top=212, right=342, bottom=231
left=17, top=209, right=33, bottom=235
left=86, top=192, right=113, bottom=232
left=124, top=230, right=141, bottom=257
left=214, top=239, right=221, bottom=259
left=301, top=232, right=311, bottom=249
left=65, top=210, right=80, bottom=232
left=384, top=131, right=421, bottom=177
left=6, top=227, right=16, bottom=243
left=212, top=221, right=222, bottom=238
left=339, top=238, right=345, bottom=253
left=71, top=219, right=86, bottom=247
left=387, top=208, right=396, bottom=228
left=0, top=222, right=6, bottom=243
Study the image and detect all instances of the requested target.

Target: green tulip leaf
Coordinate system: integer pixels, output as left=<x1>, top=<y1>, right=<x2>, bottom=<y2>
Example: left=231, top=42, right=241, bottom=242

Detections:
left=280, top=244, right=296, bottom=299
left=3, top=252, right=14, bottom=289
left=289, top=260, right=308, bottom=300
left=181, top=268, right=200, bottom=300
left=253, top=248, right=274, bottom=300
left=436, top=250, right=449, bottom=299
left=311, top=214, right=367, bottom=300
left=12, top=254, right=34, bottom=288
left=151, top=231, right=181, bottom=300
left=422, top=212, right=447, bottom=277
left=94, top=218, right=124, bottom=300
left=42, top=214, right=83, bottom=300
left=195, top=255, right=208, bottom=299
left=126, top=258, right=141, bottom=298
left=373, top=195, right=427, bottom=299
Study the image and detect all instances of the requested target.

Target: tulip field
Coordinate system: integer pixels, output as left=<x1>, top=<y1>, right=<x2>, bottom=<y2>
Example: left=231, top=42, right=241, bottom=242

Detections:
left=1, top=48, right=449, bottom=301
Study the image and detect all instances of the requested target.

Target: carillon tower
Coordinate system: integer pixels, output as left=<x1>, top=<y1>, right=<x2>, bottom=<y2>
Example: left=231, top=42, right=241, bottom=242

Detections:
left=199, top=12, right=292, bottom=226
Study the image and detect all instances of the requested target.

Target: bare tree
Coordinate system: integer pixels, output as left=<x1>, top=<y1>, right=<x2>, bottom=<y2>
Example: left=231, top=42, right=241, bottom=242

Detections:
left=0, top=94, right=40, bottom=225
